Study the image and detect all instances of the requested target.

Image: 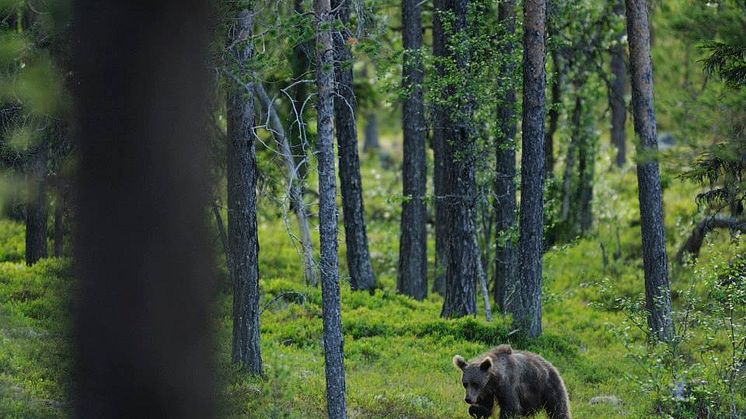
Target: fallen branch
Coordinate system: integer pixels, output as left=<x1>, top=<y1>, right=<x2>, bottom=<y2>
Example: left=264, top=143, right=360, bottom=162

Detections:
left=675, top=215, right=746, bottom=263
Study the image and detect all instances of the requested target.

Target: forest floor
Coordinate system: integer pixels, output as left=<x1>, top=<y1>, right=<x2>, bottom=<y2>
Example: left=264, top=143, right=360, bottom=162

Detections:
left=0, top=149, right=744, bottom=418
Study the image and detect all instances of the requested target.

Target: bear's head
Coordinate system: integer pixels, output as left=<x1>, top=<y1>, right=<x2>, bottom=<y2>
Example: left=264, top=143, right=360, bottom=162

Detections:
left=453, top=354, right=494, bottom=406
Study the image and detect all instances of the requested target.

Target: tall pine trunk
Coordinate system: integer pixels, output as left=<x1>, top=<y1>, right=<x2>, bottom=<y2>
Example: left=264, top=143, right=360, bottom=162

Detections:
left=289, top=0, right=310, bottom=183
left=332, top=0, right=376, bottom=291
left=512, top=0, right=547, bottom=338
left=398, top=0, right=428, bottom=301
left=316, top=0, right=347, bottom=416
left=25, top=142, right=48, bottom=266
left=625, top=0, right=674, bottom=342
left=439, top=0, right=478, bottom=319
left=226, top=9, right=262, bottom=375
left=431, top=0, right=448, bottom=295
left=610, top=0, right=627, bottom=167
left=544, top=49, right=561, bottom=178
left=494, top=0, right=518, bottom=313
left=71, top=0, right=215, bottom=415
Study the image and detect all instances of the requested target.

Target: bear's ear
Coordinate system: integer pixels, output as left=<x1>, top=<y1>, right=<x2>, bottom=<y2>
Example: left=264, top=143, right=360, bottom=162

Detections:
left=453, top=355, right=467, bottom=370
left=479, top=357, right=493, bottom=371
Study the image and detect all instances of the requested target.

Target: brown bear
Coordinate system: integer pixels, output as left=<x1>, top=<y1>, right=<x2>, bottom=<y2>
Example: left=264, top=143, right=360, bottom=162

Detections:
left=453, top=345, right=570, bottom=419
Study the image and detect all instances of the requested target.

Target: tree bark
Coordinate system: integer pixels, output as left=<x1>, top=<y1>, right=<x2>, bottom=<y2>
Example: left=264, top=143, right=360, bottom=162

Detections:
left=439, top=0, right=478, bottom=319
left=610, top=0, right=627, bottom=167
left=332, top=0, right=376, bottom=291
left=494, top=0, right=518, bottom=313
left=398, top=0, right=428, bottom=301
left=512, top=0, right=547, bottom=338
left=25, top=142, right=48, bottom=266
left=431, top=0, right=448, bottom=296
left=576, top=108, right=595, bottom=234
left=255, top=83, right=317, bottom=286
left=289, top=0, right=310, bottom=183
left=560, top=95, right=582, bottom=223
left=625, top=0, right=674, bottom=342
left=226, top=9, right=262, bottom=375
left=315, top=0, right=347, bottom=416
left=71, top=0, right=215, bottom=416
left=544, top=49, right=562, bottom=178
left=363, top=112, right=380, bottom=153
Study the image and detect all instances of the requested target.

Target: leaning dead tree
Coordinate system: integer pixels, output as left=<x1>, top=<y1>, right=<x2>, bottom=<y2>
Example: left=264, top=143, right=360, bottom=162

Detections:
left=676, top=215, right=746, bottom=262
left=254, top=83, right=317, bottom=286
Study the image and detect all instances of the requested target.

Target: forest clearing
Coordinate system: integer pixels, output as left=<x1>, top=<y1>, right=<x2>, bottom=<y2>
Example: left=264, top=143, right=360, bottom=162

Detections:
left=0, top=0, right=745, bottom=418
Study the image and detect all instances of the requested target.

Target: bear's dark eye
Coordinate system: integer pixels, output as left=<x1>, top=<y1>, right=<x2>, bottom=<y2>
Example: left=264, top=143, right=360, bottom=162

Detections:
left=463, top=382, right=467, bottom=388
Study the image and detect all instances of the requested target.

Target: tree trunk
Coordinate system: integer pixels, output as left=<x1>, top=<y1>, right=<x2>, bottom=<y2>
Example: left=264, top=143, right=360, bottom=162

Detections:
left=255, top=83, right=317, bottom=286
left=512, top=0, right=547, bottom=338
left=363, top=112, right=380, bottom=153
left=397, top=0, right=428, bottom=301
left=625, top=0, right=674, bottom=343
left=315, top=0, right=347, bottom=416
left=211, top=201, right=231, bottom=282
left=576, top=107, right=595, bottom=234
left=53, top=182, right=65, bottom=258
left=289, top=0, right=310, bottom=183
left=25, top=143, right=48, bottom=266
left=610, top=0, right=627, bottom=167
left=544, top=49, right=562, bottom=178
left=226, top=9, right=262, bottom=375
left=71, top=0, right=215, bottom=416
left=439, top=0, right=478, bottom=319
left=431, top=0, right=448, bottom=296
left=331, top=0, right=376, bottom=291
left=560, top=95, right=582, bottom=224
left=494, top=0, right=518, bottom=314
left=676, top=216, right=746, bottom=262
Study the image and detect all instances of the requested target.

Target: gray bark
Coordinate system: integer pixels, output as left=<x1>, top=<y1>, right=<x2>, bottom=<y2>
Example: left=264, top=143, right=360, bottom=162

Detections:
left=255, top=83, right=317, bottom=286
left=512, top=0, right=547, bottom=338
left=610, top=0, right=627, bottom=167
left=625, top=0, right=674, bottom=342
left=226, top=9, right=262, bottom=374
left=577, top=110, right=595, bottom=234
left=315, top=0, right=348, bottom=416
left=25, top=143, right=48, bottom=266
left=560, top=95, right=582, bottom=223
left=439, top=0, right=478, bottom=319
left=71, top=0, right=215, bottom=415
left=332, top=0, right=376, bottom=291
left=363, top=112, right=380, bottom=152
left=431, top=0, right=447, bottom=296
left=290, top=0, right=310, bottom=183
left=494, top=0, right=518, bottom=313
left=398, top=0, right=428, bottom=301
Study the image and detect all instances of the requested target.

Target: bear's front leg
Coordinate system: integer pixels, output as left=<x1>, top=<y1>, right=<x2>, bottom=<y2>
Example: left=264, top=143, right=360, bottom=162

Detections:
left=468, top=404, right=492, bottom=419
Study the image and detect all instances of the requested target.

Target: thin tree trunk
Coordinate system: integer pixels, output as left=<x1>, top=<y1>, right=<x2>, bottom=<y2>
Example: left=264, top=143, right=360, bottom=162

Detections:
left=398, top=0, right=428, bottom=301
left=625, top=0, right=674, bottom=342
left=315, top=0, right=347, bottom=416
left=512, top=0, right=547, bottom=338
left=544, top=49, right=562, bottom=178
left=363, top=112, right=380, bottom=153
left=290, top=0, right=310, bottom=184
left=71, top=0, right=215, bottom=415
left=25, top=143, right=48, bottom=266
left=577, top=114, right=595, bottom=234
left=494, top=0, right=518, bottom=313
left=332, top=0, right=376, bottom=291
left=431, top=0, right=448, bottom=296
left=474, top=232, right=492, bottom=322
left=211, top=201, right=231, bottom=282
left=53, top=182, right=65, bottom=258
left=439, top=0, right=478, bottom=319
left=226, top=9, right=262, bottom=374
left=610, top=0, right=627, bottom=167
left=560, top=95, right=582, bottom=223
left=255, top=83, right=317, bottom=286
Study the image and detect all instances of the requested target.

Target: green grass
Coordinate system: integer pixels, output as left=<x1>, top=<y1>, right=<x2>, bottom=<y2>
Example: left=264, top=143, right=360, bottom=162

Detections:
left=0, top=149, right=744, bottom=418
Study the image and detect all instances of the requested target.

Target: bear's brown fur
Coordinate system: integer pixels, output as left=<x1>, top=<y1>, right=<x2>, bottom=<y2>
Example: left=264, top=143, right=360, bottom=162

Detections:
left=453, top=345, right=570, bottom=419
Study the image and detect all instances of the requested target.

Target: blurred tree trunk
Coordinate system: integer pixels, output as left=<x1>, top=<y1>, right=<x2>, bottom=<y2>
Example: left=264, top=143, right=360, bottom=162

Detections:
left=625, top=0, right=674, bottom=342
left=315, top=0, right=347, bottom=416
left=431, top=0, right=447, bottom=295
left=226, top=8, right=262, bottom=375
left=610, top=0, right=627, bottom=167
left=439, top=0, right=478, bottom=319
left=512, top=0, right=547, bottom=338
left=25, top=142, right=48, bottom=266
left=560, top=95, right=582, bottom=224
left=494, top=0, right=518, bottom=313
left=332, top=0, right=376, bottom=291
left=363, top=112, right=380, bottom=152
left=576, top=106, right=595, bottom=234
left=289, top=0, right=310, bottom=182
left=71, top=0, right=215, bottom=416
left=398, top=0, right=428, bottom=300
left=53, top=180, right=66, bottom=257
left=544, top=49, right=562, bottom=178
